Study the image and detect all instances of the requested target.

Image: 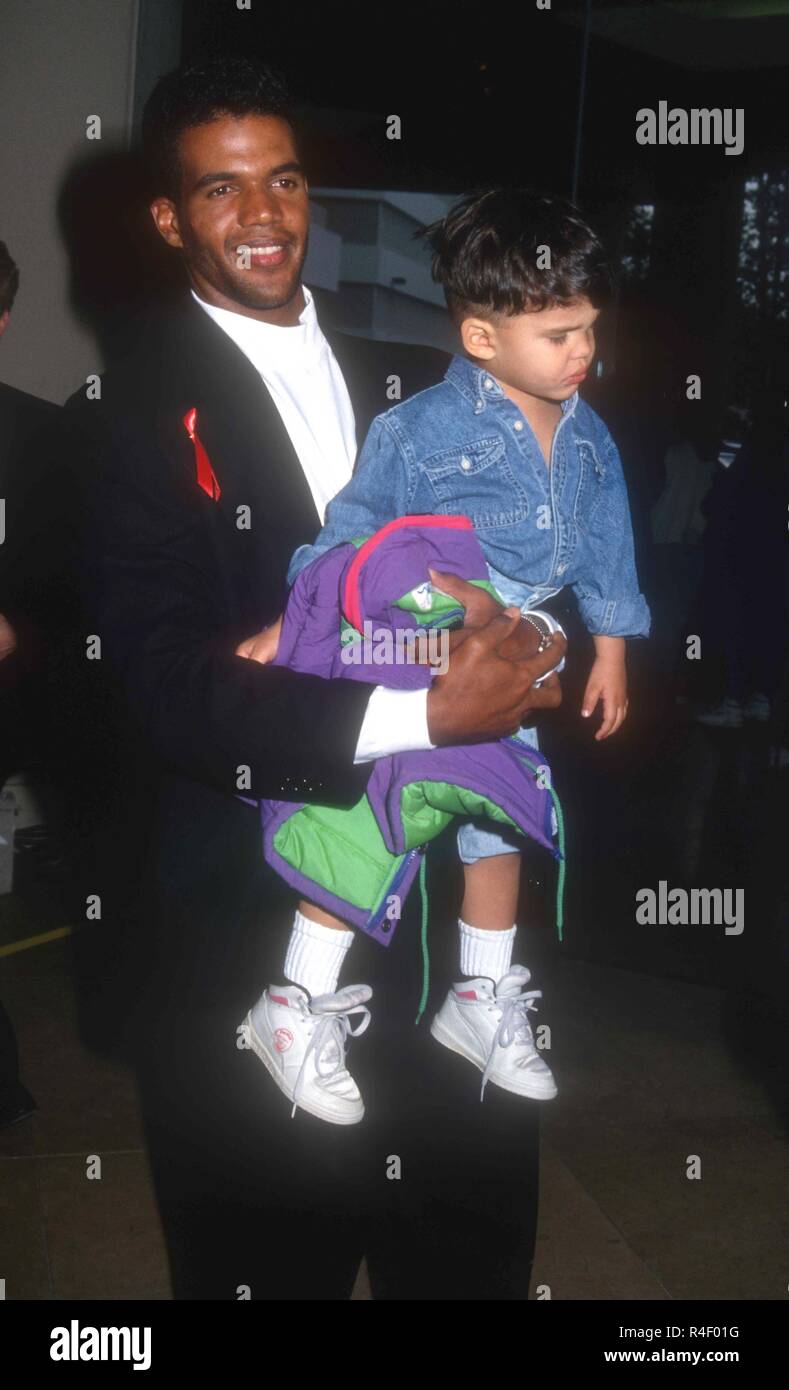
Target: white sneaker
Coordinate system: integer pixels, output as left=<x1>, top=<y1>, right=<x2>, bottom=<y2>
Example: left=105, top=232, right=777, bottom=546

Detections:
left=241, top=982, right=372, bottom=1125
left=694, top=697, right=743, bottom=728
left=743, top=692, right=771, bottom=722
left=430, top=965, right=557, bottom=1102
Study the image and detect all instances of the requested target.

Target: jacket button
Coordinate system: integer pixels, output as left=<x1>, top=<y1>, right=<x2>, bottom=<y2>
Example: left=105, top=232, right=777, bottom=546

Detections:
left=514, top=420, right=523, bottom=431
left=484, top=377, right=494, bottom=389
left=460, top=456, right=471, bottom=470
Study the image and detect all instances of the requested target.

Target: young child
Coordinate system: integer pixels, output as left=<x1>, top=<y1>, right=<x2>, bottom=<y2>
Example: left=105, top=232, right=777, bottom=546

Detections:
left=239, top=188, right=650, bottom=1124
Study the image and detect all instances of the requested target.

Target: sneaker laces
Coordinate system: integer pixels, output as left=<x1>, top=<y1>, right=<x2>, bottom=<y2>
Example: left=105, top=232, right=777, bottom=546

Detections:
left=479, top=984, right=543, bottom=1102
left=290, top=1000, right=371, bottom=1120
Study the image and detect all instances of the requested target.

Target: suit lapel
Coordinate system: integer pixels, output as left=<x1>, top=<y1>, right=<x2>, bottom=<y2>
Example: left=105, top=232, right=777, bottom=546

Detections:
left=169, top=298, right=319, bottom=533
left=324, top=327, right=450, bottom=469
left=154, top=297, right=322, bottom=621
left=143, top=298, right=446, bottom=624
left=324, top=329, right=387, bottom=454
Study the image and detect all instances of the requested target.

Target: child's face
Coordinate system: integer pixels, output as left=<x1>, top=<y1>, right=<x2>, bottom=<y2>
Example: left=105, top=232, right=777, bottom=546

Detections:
left=462, top=296, right=600, bottom=405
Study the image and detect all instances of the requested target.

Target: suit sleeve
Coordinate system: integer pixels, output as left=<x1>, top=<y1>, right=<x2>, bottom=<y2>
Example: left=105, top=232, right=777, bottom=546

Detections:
left=66, top=402, right=374, bottom=807
left=287, top=414, right=412, bottom=584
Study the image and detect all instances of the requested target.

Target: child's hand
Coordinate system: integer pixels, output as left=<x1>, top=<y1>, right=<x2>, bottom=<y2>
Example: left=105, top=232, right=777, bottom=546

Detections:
left=581, top=653, right=628, bottom=740
left=236, top=615, right=283, bottom=664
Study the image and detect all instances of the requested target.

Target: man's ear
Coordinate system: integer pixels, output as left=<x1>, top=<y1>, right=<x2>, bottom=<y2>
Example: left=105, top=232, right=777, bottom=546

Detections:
left=150, top=197, right=184, bottom=250
left=460, top=316, right=497, bottom=361
left=0, top=309, right=9, bottom=338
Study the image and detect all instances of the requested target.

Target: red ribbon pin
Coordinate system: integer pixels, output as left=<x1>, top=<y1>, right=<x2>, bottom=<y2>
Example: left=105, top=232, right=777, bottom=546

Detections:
left=183, top=407, right=221, bottom=501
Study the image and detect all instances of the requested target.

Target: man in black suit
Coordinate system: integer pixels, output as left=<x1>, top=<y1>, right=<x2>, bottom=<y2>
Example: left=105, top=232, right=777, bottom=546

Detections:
left=0, top=240, right=66, bottom=1126
left=64, top=57, right=564, bottom=1299
left=0, top=241, right=64, bottom=779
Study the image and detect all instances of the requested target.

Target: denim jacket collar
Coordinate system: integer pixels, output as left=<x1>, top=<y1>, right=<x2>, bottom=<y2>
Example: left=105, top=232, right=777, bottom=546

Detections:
left=445, top=352, right=579, bottom=421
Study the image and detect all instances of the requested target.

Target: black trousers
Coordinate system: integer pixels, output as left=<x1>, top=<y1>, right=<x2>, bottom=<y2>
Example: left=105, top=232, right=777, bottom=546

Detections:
left=0, top=999, right=22, bottom=1099
left=115, top=775, right=540, bottom=1301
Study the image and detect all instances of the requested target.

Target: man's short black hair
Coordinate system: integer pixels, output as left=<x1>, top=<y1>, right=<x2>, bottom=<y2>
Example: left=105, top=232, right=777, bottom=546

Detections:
left=0, top=240, right=20, bottom=316
left=421, top=187, right=614, bottom=325
left=141, top=54, right=295, bottom=200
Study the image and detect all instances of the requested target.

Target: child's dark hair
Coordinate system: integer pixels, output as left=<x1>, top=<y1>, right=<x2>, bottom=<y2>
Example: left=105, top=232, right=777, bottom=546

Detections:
left=141, top=54, right=295, bottom=200
left=421, top=187, right=614, bottom=324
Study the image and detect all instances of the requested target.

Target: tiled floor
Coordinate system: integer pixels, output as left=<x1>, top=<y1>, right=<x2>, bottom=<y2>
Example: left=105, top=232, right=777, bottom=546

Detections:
left=534, top=961, right=788, bottom=1301
left=2, top=916, right=785, bottom=1300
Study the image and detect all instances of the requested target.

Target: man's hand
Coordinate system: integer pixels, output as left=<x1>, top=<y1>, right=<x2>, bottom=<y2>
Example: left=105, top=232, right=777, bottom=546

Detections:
left=427, top=568, right=561, bottom=665
left=235, top=614, right=283, bottom=664
left=428, top=567, right=503, bottom=635
left=426, top=602, right=565, bottom=746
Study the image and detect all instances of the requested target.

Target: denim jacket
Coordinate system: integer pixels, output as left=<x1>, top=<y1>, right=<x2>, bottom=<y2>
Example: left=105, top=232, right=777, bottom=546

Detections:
left=289, top=352, right=651, bottom=638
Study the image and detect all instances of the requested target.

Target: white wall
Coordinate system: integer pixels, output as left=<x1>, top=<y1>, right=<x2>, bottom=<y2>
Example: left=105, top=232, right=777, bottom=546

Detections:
left=0, top=0, right=140, bottom=403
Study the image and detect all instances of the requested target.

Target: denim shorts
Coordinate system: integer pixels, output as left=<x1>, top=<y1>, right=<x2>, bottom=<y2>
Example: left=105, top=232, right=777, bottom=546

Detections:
left=457, top=565, right=552, bottom=866
left=456, top=723, right=541, bottom=863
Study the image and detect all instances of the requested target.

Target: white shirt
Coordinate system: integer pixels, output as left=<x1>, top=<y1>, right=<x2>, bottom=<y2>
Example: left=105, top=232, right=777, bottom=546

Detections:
left=191, top=288, right=434, bottom=761
left=195, top=286, right=356, bottom=523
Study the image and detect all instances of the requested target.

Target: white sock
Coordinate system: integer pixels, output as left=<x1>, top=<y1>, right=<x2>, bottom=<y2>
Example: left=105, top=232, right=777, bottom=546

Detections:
left=283, top=910, right=355, bottom=997
left=458, top=918, right=517, bottom=981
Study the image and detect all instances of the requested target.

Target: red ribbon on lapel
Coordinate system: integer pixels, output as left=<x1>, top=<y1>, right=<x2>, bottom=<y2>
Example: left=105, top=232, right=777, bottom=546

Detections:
left=183, top=407, right=221, bottom=501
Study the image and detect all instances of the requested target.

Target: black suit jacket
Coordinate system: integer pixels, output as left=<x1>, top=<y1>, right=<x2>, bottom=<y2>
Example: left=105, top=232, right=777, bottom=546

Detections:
left=0, top=381, right=68, bottom=781
left=64, top=293, right=449, bottom=808
left=0, top=380, right=62, bottom=631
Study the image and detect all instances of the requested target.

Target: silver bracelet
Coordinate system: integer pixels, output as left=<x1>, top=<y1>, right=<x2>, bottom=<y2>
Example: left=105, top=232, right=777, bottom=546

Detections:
left=520, top=612, right=552, bottom=652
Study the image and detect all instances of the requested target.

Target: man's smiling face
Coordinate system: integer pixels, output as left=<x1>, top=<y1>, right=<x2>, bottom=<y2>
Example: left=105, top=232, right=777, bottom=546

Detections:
left=150, top=113, right=310, bottom=324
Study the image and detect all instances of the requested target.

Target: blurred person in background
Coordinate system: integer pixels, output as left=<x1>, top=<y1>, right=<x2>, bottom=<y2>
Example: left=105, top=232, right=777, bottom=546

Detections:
left=694, top=397, right=788, bottom=728
left=0, top=239, right=65, bottom=783
left=649, top=397, right=715, bottom=698
left=0, top=238, right=61, bottom=1126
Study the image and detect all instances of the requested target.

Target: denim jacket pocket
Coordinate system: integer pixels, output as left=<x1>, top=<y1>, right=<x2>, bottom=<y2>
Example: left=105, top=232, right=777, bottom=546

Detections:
left=573, top=440, right=608, bottom=531
left=421, top=435, right=529, bottom=528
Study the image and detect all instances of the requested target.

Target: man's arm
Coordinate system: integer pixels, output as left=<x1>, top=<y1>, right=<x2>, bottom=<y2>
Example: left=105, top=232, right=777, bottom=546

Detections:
left=234, top=567, right=565, bottom=766
left=67, top=403, right=374, bottom=807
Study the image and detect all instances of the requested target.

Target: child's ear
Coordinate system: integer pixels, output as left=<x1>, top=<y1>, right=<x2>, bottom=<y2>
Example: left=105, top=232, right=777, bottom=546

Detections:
left=460, top=316, right=497, bottom=361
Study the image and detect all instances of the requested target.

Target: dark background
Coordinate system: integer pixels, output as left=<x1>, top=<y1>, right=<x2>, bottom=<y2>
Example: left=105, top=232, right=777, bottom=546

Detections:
left=181, top=0, right=789, bottom=435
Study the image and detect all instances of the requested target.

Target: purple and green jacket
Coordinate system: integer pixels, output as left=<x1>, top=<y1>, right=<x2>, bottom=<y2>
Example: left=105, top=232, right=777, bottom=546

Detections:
left=257, top=515, right=562, bottom=946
